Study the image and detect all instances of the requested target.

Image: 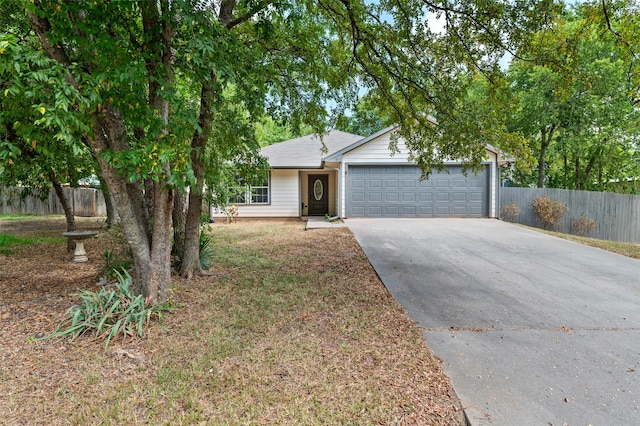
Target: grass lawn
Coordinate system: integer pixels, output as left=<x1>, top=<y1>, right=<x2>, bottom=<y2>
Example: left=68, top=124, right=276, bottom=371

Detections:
left=525, top=226, right=640, bottom=260
left=0, top=233, right=65, bottom=255
left=0, top=216, right=465, bottom=425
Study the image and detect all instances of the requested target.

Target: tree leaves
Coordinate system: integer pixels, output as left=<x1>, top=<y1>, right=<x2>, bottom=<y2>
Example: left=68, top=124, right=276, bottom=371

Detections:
left=506, top=1, right=640, bottom=190
left=4, top=0, right=576, bottom=301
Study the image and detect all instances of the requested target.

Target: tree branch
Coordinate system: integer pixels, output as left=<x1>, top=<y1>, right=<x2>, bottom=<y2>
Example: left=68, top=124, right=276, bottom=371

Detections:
left=219, top=0, right=237, bottom=27
left=601, top=0, right=621, bottom=38
left=27, top=4, right=72, bottom=67
left=226, top=0, right=274, bottom=29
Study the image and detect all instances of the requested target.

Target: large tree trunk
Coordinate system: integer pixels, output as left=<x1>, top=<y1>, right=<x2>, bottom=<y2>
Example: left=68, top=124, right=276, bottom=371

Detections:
left=179, top=77, right=216, bottom=278
left=145, top=180, right=174, bottom=304
left=97, top=173, right=118, bottom=228
left=28, top=0, right=175, bottom=306
left=90, top=108, right=174, bottom=306
left=180, top=182, right=204, bottom=278
left=137, top=0, right=174, bottom=304
left=536, top=124, right=556, bottom=188
left=575, top=153, right=598, bottom=191
left=537, top=153, right=546, bottom=188
left=172, top=189, right=187, bottom=257
left=179, top=5, right=241, bottom=278
left=103, top=186, right=118, bottom=228
left=49, top=170, right=76, bottom=252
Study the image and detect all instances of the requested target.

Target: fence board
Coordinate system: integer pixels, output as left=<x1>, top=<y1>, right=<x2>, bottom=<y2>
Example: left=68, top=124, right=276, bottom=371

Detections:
left=500, top=187, right=640, bottom=243
left=0, top=187, right=106, bottom=217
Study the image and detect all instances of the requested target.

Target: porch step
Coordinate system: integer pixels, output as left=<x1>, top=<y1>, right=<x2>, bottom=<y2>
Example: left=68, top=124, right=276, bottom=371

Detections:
left=304, top=217, right=348, bottom=229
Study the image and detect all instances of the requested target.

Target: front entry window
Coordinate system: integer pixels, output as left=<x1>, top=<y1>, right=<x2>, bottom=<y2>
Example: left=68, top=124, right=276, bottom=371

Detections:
left=313, top=179, right=324, bottom=201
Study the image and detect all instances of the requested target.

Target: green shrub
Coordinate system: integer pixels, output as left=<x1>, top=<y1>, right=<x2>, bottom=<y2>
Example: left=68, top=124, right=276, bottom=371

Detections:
left=572, top=213, right=597, bottom=237
left=532, top=195, right=568, bottom=230
left=500, top=201, right=521, bottom=222
left=101, top=248, right=133, bottom=280
left=45, top=270, right=172, bottom=349
left=100, top=224, right=133, bottom=279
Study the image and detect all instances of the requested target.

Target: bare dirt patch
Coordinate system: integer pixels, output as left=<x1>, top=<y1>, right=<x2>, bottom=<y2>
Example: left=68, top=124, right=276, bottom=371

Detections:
left=0, top=216, right=465, bottom=425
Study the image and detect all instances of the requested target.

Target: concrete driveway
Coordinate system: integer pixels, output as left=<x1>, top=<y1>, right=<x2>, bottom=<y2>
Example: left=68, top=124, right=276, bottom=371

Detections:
left=346, top=218, right=640, bottom=426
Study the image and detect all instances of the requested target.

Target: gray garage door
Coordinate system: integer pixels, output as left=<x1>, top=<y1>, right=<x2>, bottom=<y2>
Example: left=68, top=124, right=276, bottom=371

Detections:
left=346, top=165, right=488, bottom=218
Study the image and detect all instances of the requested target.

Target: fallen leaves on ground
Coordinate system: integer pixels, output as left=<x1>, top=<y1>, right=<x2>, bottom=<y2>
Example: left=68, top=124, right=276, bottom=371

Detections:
left=0, top=216, right=465, bottom=425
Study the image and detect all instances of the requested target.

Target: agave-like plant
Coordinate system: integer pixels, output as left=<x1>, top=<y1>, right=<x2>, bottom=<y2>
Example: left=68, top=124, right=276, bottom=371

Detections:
left=45, top=270, right=172, bottom=349
left=199, top=230, right=214, bottom=270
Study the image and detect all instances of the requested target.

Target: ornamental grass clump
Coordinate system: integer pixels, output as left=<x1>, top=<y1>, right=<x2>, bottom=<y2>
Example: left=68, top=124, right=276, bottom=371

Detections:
left=532, top=195, right=568, bottom=230
left=46, top=270, right=172, bottom=349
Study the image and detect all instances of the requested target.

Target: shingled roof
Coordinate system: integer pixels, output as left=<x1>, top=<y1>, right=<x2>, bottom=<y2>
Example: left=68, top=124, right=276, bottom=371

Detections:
left=260, top=130, right=363, bottom=169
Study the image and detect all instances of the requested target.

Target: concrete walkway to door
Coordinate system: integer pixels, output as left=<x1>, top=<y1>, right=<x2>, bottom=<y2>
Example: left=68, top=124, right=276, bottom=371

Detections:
left=346, top=218, right=640, bottom=426
left=303, top=216, right=348, bottom=229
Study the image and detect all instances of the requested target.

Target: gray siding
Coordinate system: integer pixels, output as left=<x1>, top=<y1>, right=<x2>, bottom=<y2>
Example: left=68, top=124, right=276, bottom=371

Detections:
left=500, top=187, right=640, bottom=243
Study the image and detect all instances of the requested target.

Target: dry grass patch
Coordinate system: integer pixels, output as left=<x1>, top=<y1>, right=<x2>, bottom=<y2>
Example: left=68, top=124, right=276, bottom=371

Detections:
left=526, top=225, right=640, bottom=260
left=0, top=216, right=465, bottom=425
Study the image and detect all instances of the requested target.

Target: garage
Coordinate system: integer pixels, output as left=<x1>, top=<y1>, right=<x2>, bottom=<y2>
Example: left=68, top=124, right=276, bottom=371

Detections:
left=346, top=164, right=489, bottom=218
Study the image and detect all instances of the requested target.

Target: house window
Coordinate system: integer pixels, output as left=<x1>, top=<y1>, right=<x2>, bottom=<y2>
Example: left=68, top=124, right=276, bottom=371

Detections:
left=230, top=172, right=270, bottom=205
left=313, top=179, right=324, bottom=200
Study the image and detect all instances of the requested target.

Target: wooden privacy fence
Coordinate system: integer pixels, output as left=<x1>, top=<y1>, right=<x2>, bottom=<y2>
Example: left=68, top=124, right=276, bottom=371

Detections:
left=500, top=187, right=640, bottom=243
left=0, top=187, right=106, bottom=217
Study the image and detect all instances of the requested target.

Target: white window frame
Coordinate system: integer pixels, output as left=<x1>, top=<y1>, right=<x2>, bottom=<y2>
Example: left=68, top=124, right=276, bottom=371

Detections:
left=230, top=171, right=270, bottom=205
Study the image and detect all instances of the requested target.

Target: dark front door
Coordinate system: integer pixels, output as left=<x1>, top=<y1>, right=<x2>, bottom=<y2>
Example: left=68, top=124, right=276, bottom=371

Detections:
left=308, top=174, right=329, bottom=216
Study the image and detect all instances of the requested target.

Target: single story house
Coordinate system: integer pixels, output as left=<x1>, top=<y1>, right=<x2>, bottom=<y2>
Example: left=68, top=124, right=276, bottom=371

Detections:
left=212, top=126, right=505, bottom=219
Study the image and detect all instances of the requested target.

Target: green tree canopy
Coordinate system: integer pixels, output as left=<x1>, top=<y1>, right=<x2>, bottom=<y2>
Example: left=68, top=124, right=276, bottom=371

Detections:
left=506, top=1, right=640, bottom=190
left=2, top=0, right=557, bottom=304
